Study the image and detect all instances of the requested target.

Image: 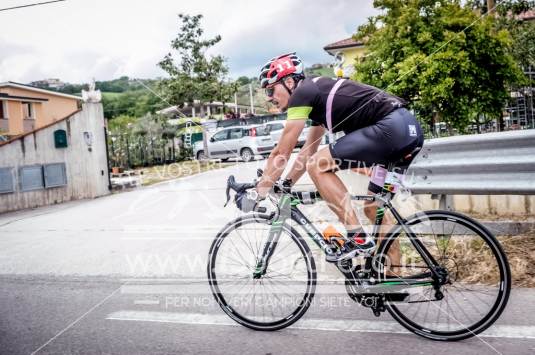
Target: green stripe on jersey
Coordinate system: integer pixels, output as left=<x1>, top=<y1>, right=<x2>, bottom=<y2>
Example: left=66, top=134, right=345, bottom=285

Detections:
left=287, top=106, right=313, bottom=120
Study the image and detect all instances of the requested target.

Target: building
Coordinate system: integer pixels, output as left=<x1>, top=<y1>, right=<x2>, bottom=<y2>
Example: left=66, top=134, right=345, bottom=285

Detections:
left=29, top=78, right=66, bottom=90
left=158, top=101, right=260, bottom=119
left=0, top=82, right=81, bottom=137
left=323, top=37, right=366, bottom=78
left=0, top=101, right=109, bottom=214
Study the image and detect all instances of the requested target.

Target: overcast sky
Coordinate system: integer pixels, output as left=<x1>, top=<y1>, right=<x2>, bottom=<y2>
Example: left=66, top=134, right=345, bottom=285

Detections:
left=0, top=0, right=378, bottom=84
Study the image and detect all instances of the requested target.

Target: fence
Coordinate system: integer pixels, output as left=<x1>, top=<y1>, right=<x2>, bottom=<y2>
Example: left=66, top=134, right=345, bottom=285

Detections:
left=107, top=134, right=178, bottom=168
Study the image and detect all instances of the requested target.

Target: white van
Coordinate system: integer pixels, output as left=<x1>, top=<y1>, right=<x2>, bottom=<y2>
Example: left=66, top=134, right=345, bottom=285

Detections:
left=264, top=120, right=310, bottom=148
left=194, top=125, right=274, bottom=162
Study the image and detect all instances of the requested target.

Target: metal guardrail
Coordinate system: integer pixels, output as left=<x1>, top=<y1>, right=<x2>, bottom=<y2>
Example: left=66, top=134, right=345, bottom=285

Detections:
left=406, top=129, right=535, bottom=195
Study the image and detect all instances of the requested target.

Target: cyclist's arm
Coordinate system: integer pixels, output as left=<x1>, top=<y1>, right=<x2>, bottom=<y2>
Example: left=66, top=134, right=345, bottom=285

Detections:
left=285, top=125, right=325, bottom=185
left=257, top=120, right=305, bottom=198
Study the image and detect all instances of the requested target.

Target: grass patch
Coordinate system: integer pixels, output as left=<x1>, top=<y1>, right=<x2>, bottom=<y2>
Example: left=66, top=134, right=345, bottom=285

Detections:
left=450, top=234, right=535, bottom=287
left=390, top=233, right=535, bottom=288
left=136, top=160, right=236, bottom=186
left=500, top=235, right=535, bottom=287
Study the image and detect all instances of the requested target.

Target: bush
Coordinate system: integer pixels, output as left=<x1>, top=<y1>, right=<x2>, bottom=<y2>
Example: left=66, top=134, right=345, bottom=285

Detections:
left=177, top=146, right=193, bottom=162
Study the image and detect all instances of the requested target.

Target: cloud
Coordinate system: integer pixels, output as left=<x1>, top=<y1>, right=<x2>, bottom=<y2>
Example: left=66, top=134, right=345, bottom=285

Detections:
left=0, top=0, right=377, bottom=83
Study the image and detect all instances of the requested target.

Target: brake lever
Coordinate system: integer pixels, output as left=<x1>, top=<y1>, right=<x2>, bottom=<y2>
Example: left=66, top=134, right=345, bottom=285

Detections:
left=273, top=178, right=292, bottom=193
left=224, top=176, right=233, bottom=207
left=224, top=184, right=231, bottom=207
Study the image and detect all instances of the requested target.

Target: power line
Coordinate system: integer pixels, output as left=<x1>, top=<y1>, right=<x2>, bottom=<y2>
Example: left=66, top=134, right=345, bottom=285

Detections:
left=0, top=0, right=66, bottom=12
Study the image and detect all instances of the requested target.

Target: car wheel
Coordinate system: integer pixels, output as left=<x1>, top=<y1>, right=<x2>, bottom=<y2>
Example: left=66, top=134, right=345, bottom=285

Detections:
left=240, top=148, right=254, bottom=162
left=196, top=150, right=206, bottom=160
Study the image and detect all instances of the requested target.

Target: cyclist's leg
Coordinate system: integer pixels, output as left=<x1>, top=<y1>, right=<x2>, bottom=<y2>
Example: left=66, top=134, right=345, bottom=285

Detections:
left=364, top=193, right=401, bottom=275
left=306, top=146, right=360, bottom=229
left=346, top=167, right=401, bottom=273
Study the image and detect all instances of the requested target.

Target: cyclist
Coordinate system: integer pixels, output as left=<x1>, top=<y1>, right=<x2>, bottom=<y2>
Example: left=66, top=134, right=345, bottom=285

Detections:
left=236, top=52, right=424, bottom=262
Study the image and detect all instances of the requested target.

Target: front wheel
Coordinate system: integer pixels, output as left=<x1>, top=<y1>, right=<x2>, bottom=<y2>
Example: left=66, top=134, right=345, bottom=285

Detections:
left=207, top=214, right=316, bottom=331
left=377, top=210, right=511, bottom=341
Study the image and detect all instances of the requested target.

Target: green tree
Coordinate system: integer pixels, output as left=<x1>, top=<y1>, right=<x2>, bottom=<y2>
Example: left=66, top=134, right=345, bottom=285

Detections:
left=354, top=0, right=524, bottom=133
left=158, top=14, right=237, bottom=108
left=467, top=0, right=533, bottom=16
left=236, top=76, right=252, bottom=86
left=102, top=90, right=164, bottom=120
left=469, top=0, right=535, bottom=69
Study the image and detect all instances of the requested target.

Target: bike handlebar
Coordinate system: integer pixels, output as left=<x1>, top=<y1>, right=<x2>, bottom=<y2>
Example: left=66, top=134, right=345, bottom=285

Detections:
left=224, top=175, right=267, bottom=213
left=225, top=174, right=321, bottom=210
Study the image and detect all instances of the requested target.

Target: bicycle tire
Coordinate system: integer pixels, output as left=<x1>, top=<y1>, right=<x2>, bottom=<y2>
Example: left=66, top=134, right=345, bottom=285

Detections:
left=207, top=214, right=316, bottom=331
left=377, top=210, right=511, bottom=341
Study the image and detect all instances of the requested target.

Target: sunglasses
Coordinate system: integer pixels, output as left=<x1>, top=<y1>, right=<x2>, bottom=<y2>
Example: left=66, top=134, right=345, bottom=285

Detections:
left=265, top=85, right=275, bottom=97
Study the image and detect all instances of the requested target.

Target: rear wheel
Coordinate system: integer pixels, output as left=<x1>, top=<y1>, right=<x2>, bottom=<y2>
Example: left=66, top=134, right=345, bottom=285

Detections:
left=207, top=214, right=316, bottom=331
left=196, top=150, right=206, bottom=160
left=240, top=148, right=254, bottom=162
left=377, top=210, right=511, bottom=341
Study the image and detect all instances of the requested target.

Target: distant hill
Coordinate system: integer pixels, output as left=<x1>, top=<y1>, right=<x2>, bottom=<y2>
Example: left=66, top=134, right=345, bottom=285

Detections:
left=28, top=76, right=158, bottom=95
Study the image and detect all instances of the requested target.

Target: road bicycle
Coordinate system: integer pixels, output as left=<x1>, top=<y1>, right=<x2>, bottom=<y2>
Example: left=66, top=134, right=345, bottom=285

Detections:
left=207, top=151, right=511, bottom=341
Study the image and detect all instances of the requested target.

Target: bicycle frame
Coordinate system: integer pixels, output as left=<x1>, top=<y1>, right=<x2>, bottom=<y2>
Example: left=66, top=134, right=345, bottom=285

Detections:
left=254, top=191, right=447, bottom=286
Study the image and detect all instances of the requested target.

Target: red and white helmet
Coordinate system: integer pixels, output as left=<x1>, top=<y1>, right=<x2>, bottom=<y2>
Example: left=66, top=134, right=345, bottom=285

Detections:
left=259, top=52, right=304, bottom=88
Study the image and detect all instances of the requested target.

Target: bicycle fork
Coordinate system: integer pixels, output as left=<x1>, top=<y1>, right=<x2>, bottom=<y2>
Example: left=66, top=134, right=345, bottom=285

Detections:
left=253, top=195, right=292, bottom=279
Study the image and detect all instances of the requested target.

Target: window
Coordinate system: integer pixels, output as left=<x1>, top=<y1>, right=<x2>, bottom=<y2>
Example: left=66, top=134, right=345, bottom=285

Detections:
left=229, top=128, right=243, bottom=140
left=0, top=101, right=6, bottom=119
left=212, top=130, right=229, bottom=141
left=20, top=165, right=44, bottom=191
left=270, top=123, right=284, bottom=131
left=22, top=102, right=34, bottom=119
left=253, top=126, right=270, bottom=136
left=44, top=163, right=67, bottom=188
left=0, top=167, right=14, bottom=194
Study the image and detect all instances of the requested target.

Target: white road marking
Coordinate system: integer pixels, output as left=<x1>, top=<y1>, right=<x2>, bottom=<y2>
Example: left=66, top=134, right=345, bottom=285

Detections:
left=133, top=299, right=161, bottom=305
left=106, top=310, right=535, bottom=339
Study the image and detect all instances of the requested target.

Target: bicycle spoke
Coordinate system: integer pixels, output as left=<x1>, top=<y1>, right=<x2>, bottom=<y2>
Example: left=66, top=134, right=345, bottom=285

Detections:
left=236, top=227, right=259, bottom=263
left=227, top=234, right=253, bottom=269
left=448, top=284, right=493, bottom=311
left=444, top=288, right=477, bottom=325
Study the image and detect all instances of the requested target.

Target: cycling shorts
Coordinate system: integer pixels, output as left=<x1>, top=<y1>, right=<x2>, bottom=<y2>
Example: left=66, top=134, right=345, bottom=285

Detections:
left=328, top=108, right=424, bottom=193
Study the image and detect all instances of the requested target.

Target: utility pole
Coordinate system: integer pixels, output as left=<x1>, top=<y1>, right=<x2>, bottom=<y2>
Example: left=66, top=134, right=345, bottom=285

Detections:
left=249, top=84, right=255, bottom=115
left=234, top=92, right=238, bottom=116
left=487, top=0, right=495, bottom=15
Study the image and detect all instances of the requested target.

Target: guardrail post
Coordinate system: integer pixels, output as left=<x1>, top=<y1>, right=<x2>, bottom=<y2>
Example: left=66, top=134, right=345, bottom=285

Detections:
left=432, top=194, right=453, bottom=211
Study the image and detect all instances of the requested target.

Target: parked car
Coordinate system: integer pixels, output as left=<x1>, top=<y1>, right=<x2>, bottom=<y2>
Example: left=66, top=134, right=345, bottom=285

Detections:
left=194, top=125, right=274, bottom=162
left=264, top=120, right=310, bottom=148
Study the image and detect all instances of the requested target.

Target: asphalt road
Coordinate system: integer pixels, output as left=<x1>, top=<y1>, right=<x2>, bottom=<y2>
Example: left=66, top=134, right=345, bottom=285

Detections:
left=1, top=158, right=534, bottom=354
